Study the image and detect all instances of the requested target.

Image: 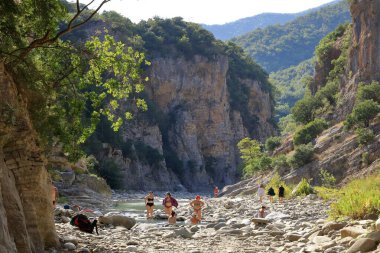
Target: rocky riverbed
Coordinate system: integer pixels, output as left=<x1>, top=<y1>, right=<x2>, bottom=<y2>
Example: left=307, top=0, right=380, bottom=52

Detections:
left=51, top=194, right=380, bottom=253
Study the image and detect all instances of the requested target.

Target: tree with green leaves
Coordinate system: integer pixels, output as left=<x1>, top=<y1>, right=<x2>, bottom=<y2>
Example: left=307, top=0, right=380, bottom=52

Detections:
left=356, top=81, right=380, bottom=103
left=345, top=100, right=380, bottom=128
left=237, top=137, right=272, bottom=177
left=291, top=93, right=321, bottom=124
left=293, top=118, right=328, bottom=145
left=1, top=0, right=149, bottom=160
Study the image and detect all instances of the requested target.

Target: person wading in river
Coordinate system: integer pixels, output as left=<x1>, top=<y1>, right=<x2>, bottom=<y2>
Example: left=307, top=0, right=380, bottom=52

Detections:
left=162, top=192, right=178, bottom=215
left=145, top=191, right=155, bottom=219
left=190, top=195, right=205, bottom=221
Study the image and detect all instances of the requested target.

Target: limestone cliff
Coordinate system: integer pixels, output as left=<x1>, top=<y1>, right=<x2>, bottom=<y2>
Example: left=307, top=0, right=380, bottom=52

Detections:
left=0, top=63, right=58, bottom=252
left=97, top=55, right=274, bottom=192
left=336, top=0, right=380, bottom=119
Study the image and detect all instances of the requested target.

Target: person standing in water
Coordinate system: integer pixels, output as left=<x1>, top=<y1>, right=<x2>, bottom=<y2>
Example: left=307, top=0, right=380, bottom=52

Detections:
left=190, top=195, right=205, bottom=221
left=213, top=186, right=219, bottom=198
left=162, top=192, right=178, bottom=215
left=278, top=185, right=285, bottom=203
left=257, top=184, right=265, bottom=203
left=145, top=191, right=155, bottom=219
left=267, top=187, right=275, bottom=203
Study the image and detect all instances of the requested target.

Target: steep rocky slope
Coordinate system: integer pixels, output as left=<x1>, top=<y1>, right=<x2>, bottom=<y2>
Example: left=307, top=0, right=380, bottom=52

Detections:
left=77, top=17, right=275, bottom=192
left=0, top=63, right=58, bottom=252
left=222, top=0, right=380, bottom=195
left=94, top=54, right=274, bottom=192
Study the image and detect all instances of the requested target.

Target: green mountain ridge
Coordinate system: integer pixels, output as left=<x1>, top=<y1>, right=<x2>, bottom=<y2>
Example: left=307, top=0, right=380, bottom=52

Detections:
left=202, top=0, right=341, bottom=41
left=232, top=0, right=350, bottom=73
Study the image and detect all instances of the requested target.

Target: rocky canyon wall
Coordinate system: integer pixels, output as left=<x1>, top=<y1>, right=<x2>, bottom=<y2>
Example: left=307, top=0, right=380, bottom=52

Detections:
left=99, top=55, right=274, bottom=192
left=338, top=0, right=380, bottom=119
left=0, top=63, right=58, bottom=252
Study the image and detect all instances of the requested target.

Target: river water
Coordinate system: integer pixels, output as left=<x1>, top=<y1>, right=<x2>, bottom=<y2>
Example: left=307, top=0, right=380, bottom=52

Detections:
left=108, top=198, right=190, bottom=224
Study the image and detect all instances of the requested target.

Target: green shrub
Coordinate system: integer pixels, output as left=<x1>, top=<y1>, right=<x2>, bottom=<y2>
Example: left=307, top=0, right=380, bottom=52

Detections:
left=291, top=94, right=321, bottom=124
left=292, top=178, right=314, bottom=196
left=238, top=137, right=272, bottom=177
left=356, top=81, right=380, bottom=103
left=319, top=169, right=336, bottom=187
left=355, top=128, right=375, bottom=146
left=330, top=174, right=380, bottom=219
left=345, top=100, right=380, bottom=128
left=265, top=136, right=282, bottom=151
left=271, top=154, right=290, bottom=170
left=314, top=186, right=339, bottom=201
left=288, top=144, right=314, bottom=168
left=293, top=119, right=328, bottom=145
left=361, top=152, right=369, bottom=166
left=316, top=80, right=339, bottom=105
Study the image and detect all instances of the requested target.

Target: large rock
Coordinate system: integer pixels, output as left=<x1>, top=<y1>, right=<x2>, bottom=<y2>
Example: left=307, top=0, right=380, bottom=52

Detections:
left=61, top=171, right=76, bottom=187
left=286, top=233, right=302, bottom=242
left=341, top=226, right=367, bottom=238
left=321, top=222, right=346, bottom=235
left=251, top=218, right=270, bottom=225
left=346, top=238, right=377, bottom=253
left=174, top=227, right=193, bottom=239
left=98, top=215, right=136, bottom=230
left=312, top=236, right=332, bottom=245
left=365, top=231, right=380, bottom=243
left=376, top=218, right=380, bottom=231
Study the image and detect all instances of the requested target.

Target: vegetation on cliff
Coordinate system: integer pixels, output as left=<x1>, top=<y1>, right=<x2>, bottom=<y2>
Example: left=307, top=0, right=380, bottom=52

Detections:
left=74, top=12, right=274, bottom=186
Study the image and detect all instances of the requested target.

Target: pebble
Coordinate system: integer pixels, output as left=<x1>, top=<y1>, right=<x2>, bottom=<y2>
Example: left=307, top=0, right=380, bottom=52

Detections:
left=53, top=195, right=380, bottom=253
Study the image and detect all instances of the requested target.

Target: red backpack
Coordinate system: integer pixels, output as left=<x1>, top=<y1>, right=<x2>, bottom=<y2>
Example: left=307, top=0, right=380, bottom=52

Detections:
left=70, top=214, right=98, bottom=235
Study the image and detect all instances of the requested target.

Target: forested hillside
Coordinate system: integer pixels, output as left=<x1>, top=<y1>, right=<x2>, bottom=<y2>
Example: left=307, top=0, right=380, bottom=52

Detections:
left=270, top=58, right=315, bottom=119
left=203, top=13, right=301, bottom=41
left=232, top=0, right=350, bottom=72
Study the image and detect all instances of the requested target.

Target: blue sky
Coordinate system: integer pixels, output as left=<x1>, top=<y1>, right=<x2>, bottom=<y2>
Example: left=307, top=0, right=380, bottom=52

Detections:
left=79, top=0, right=338, bottom=25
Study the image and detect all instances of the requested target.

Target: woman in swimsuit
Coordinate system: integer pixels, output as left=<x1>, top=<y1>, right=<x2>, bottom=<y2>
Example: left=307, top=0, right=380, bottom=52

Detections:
left=145, top=191, right=155, bottom=219
left=189, top=195, right=204, bottom=221
left=162, top=192, right=178, bottom=215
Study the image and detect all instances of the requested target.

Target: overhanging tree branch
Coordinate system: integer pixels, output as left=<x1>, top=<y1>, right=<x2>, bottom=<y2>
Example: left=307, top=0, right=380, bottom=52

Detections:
left=11, top=0, right=111, bottom=59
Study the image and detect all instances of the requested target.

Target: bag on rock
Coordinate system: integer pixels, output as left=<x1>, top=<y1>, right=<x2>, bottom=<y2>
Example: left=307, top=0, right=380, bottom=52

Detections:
left=70, top=214, right=98, bottom=235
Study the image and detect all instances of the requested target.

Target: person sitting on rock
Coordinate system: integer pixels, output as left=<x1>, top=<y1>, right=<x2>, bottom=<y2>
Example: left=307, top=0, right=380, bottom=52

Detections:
left=168, top=211, right=177, bottom=225
left=257, top=206, right=268, bottom=218
left=213, top=186, right=219, bottom=198
left=145, top=191, right=155, bottom=219
left=162, top=192, right=178, bottom=215
left=257, top=184, right=265, bottom=203
left=267, top=187, right=275, bottom=203
left=278, top=185, right=285, bottom=203
left=190, top=195, right=205, bottom=221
